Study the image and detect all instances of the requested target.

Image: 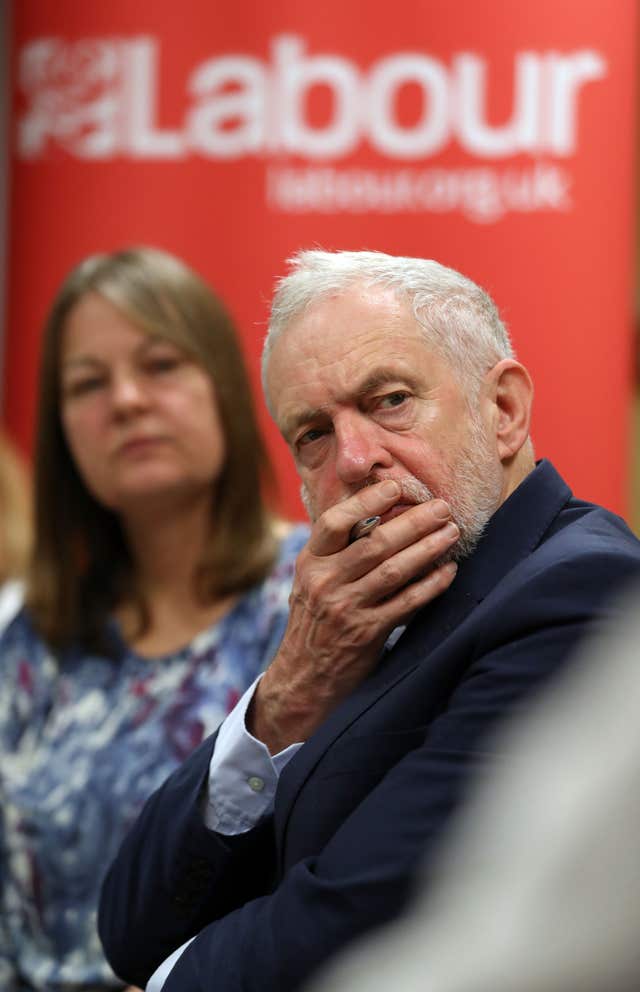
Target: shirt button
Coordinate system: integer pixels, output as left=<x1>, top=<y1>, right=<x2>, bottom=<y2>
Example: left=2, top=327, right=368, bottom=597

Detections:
left=248, top=775, right=265, bottom=793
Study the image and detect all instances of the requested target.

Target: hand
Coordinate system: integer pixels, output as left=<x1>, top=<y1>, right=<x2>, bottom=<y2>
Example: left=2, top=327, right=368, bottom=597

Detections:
left=249, top=480, right=459, bottom=752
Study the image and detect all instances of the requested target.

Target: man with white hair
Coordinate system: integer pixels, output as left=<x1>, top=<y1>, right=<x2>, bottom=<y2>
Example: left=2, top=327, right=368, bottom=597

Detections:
left=98, top=250, right=640, bottom=992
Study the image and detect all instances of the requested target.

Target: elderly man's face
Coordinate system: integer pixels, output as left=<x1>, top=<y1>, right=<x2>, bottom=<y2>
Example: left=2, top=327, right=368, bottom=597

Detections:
left=267, top=284, right=505, bottom=557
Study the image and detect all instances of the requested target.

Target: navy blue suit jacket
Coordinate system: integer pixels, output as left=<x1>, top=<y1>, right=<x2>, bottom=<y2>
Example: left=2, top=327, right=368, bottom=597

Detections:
left=98, top=462, right=640, bottom=991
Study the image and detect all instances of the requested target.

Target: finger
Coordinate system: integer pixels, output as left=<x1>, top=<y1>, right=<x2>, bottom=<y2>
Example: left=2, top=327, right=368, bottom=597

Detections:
left=353, top=519, right=460, bottom=602
left=336, top=500, right=455, bottom=583
left=372, top=559, right=458, bottom=630
left=309, top=480, right=404, bottom=555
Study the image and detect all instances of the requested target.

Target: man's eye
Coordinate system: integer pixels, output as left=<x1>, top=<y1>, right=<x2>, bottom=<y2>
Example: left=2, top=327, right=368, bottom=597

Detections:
left=378, top=391, right=409, bottom=409
left=298, top=428, right=326, bottom=446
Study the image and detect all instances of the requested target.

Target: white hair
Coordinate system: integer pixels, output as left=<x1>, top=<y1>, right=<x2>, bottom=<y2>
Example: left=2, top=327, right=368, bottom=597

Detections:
left=262, top=249, right=514, bottom=408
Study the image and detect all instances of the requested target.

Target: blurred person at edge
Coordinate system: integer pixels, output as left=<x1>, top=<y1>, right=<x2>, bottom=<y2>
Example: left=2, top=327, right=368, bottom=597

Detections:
left=0, top=431, right=32, bottom=628
left=305, top=581, right=640, bottom=992
left=0, top=246, right=308, bottom=992
left=98, top=249, right=640, bottom=992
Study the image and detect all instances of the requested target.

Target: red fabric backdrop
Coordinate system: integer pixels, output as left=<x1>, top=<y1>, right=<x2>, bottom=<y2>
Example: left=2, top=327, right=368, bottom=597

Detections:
left=3, top=0, right=637, bottom=519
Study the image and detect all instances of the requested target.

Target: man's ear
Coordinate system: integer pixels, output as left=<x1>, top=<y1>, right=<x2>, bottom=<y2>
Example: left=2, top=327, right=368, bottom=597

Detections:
left=483, top=359, right=533, bottom=461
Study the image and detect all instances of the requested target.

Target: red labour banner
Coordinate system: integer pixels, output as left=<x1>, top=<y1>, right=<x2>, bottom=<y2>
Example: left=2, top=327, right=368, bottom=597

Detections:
left=3, top=0, right=637, bottom=520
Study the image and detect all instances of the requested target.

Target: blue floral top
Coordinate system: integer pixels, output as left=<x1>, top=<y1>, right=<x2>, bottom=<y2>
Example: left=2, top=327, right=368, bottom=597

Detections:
left=0, top=525, right=308, bottom=991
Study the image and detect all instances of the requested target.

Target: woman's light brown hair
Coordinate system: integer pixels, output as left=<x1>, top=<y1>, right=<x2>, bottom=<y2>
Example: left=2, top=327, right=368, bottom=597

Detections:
left=27, top=247, right=278, bottom=652
left=0, top=431, right=32, bottom=582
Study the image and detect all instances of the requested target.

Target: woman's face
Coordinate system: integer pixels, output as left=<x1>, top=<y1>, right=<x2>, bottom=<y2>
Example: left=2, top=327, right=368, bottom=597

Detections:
left=59, top=292, right=226, bottom=519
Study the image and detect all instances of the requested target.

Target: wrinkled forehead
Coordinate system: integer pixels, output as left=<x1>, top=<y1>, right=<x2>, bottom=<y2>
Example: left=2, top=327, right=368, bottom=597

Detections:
left=265, top=281, right=410, bottom=387
left=265, top=286, right=451, bottom=427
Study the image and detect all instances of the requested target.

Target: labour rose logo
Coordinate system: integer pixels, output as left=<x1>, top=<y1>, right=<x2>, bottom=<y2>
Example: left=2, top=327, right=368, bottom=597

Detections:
left=17, top=38, right=123, bottom=158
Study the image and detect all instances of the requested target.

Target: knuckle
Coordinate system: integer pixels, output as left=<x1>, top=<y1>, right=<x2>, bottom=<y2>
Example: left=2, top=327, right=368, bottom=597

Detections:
left=368, top=526, right=389, bottom=552
left=324, top=501, right=365, bottom=540
left=305, top=568, right=330, bottom=602
left=350, top=531, right=384, bottom=568
left=424, top=563, right=454, bottom=595
left=314, top=513, right=342, bottom=547
left=426, top=525, right=457, bottom=554
left=400, top=583, right=422, bottom=611
left=292, top=557, right=331, bottom=604
left=354, top=489, right=382, bottom=516
left=378, top=559, right=402, bottom=586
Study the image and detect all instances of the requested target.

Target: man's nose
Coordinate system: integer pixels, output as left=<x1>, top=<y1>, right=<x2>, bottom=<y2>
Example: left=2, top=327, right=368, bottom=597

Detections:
left=334, top=415, right=393, bottom=483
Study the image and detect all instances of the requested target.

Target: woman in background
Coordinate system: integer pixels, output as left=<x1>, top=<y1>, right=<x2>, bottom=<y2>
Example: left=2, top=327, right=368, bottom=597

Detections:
left=0, top=247, right=308, bottom=991
left=0, top=430, right=32, bottom=628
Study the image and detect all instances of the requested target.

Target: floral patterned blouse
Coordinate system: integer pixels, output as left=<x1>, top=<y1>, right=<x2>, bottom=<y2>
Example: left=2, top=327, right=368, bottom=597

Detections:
left=0, top=525, right=308, bottom=991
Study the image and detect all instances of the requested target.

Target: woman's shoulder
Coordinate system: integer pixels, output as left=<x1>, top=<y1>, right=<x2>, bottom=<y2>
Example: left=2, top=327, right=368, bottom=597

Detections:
left=0, top=579, right=25, bottom=634
left=247, top=519, right=308, bottom=604
left=0, top=602, right=47, bottom=652
left=271, top=518, right=310, bottom=565
left=0, top=593, right=53, bottom=685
